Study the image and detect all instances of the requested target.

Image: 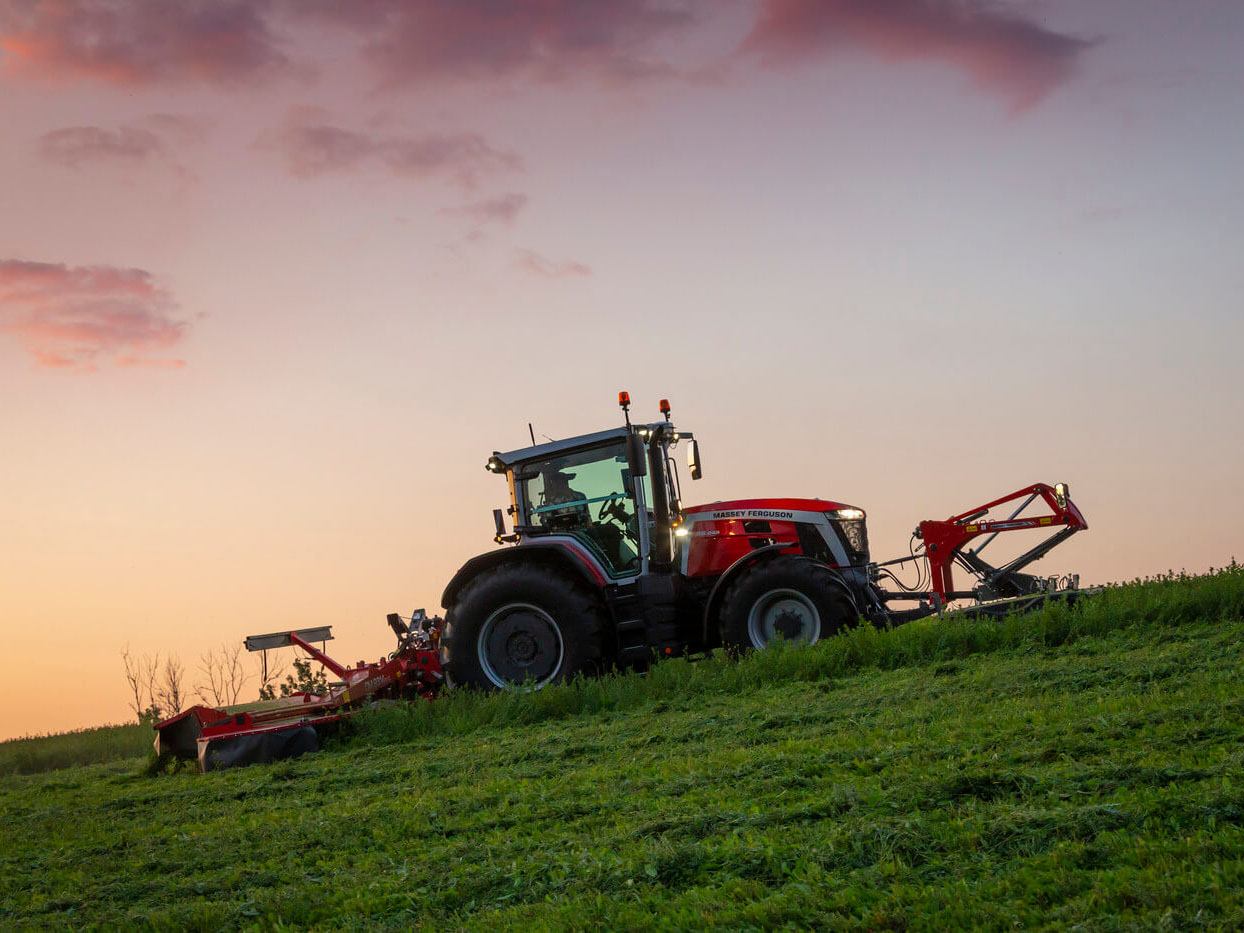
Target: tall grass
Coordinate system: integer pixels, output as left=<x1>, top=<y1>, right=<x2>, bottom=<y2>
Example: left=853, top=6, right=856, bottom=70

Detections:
left=352, top=563, right=1244, bottom=747
left=0, top=722, right=150, bottom=776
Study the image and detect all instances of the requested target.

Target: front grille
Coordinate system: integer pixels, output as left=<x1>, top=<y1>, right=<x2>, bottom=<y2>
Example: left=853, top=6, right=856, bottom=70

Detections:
left=832, top=519, right=870, bottom=565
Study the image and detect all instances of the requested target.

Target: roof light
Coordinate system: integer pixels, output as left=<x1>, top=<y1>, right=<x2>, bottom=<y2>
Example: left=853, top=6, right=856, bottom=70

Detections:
left=659, top=398, right=670, bottom=415
left=618, top=390, right=631, bottom=409
left=485, top=455, right=505, bottom=473
left=831, top=508, right=865, bottom=520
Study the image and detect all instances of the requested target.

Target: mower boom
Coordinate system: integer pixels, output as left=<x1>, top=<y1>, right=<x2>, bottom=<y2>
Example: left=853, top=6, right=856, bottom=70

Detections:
left=154, top=616, right=443, bottom=772
left=875, top=482, right=1088, bottom=616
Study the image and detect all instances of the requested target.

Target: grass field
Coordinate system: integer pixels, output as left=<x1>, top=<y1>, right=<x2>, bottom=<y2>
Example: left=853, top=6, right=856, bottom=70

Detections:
left=1, top=568, right=1242, bottom=928
left=0, top=722, right=150, bottom=777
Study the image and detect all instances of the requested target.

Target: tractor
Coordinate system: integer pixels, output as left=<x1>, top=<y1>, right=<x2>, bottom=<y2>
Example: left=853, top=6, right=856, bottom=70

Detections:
left=438, top=393, right=1088, bottom=689
left=155, top=391, right=1088, bottom=770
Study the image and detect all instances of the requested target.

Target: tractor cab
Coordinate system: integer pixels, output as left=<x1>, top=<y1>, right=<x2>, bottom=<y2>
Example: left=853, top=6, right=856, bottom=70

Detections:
left=484, top=395, right=699, bottom=582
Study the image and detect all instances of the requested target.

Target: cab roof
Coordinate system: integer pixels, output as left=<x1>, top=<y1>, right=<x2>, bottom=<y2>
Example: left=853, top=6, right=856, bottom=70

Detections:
left=492, top=427, right=630, bottom=468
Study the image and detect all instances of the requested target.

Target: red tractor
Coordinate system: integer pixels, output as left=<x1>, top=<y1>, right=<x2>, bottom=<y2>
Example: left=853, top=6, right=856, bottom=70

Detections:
left=438, top=393, right=1088, bottom=689
left=154, top=391, right=1088, bottom=770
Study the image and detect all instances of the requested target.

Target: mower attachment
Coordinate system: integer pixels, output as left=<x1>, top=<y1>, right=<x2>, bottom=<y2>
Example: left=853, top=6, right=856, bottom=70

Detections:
left=917, top=482, right=1087, bottom=605
left=874, top=483, right=1088, bottom=619
left=153, top=705, right=226, bottom=761
left=153, top=613, right=444, bottom=772
left=199, top=725, right=320, bottom=772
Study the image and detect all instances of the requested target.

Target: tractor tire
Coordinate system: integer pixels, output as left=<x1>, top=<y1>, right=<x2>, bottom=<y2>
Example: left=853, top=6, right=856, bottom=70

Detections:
left=718, top=556, right=858, bottom=651
left=441, top=562, right=605, bottom=690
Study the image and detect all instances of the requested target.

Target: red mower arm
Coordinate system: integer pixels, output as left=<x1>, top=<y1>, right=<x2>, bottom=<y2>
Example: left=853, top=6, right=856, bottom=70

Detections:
left=918, top=483, right=1088, bottom=605
left=289, top=630, right=350, bottom=680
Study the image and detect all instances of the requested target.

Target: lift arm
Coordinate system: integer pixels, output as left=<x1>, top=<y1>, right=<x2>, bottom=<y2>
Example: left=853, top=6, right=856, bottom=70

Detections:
left=917, top=483, right=1088, bottom=604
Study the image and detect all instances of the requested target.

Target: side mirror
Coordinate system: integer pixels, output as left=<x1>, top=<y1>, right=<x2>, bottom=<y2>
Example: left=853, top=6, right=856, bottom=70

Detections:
left=687, top=439, right=703, bottom=480
left=627, top=432, right=648, bottom=478
left=493, top=508, right=506, bottom=537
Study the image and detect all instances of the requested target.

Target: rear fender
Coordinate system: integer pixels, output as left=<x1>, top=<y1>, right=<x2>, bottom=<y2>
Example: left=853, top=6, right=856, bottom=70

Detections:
left=441, top=540, right=609, bottom=609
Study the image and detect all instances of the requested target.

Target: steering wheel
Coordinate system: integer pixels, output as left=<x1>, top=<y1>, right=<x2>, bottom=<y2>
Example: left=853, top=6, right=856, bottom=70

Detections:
left=597, top=497, right=644, bottom=548
left=597, top=495, right=626, bottom=524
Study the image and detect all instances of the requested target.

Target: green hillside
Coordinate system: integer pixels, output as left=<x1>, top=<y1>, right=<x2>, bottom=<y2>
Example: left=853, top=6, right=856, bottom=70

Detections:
left=2, top=568, right=1242, bottom=928
left=0, top=722, right=150, bottom=777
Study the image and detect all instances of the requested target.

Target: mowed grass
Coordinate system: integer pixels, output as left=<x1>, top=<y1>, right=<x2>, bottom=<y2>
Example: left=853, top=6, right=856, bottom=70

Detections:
left=1, top=568, right=1242, bottom=928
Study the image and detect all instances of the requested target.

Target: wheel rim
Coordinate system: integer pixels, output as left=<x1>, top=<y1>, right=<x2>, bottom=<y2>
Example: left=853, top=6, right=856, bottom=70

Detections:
left=746, top=588, right=821, bottom=648
left=477, top=602, right=565, bottom=689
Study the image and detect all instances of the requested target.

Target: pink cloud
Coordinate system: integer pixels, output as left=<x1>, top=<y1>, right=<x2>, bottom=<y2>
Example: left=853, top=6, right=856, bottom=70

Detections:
left=0, top=259, right=189, bottom=370
left=742, top=0, right=1094, bottom=110
left=37, top=116, right=204, bottom=180
left=268, top=123, right=377, bottom=177
left=264, top=115, right=522, bottom=189
left=379, top=133, right=522, bottom=187
left=38, top=125, right=166, bottom=167
left=438, top=192, right=529, bottom=227
left=514, top=248, right=592, bottom=279
left=140, top=112, right=212, bottom=143
left=295, top=0, right=697, bottom=87
left=1, top=1, right=1094, bottom=110
left=0, top=1, right=699, bottom=89
left=0, top=0, right=287, bottom=87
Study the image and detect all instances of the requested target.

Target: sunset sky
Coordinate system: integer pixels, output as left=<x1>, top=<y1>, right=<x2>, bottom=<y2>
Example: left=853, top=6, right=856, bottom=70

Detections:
left=2, top=0, right=1242, bottom=740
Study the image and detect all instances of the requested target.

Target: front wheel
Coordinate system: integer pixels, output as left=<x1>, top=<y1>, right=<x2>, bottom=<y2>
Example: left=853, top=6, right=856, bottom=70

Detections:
left=719, top=557, right=858, bottom=650
left=440, top=562, right=604, bottom=690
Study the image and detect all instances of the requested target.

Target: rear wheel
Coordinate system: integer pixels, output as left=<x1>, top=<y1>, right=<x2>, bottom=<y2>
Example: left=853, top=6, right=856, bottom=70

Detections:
left=441, top=562, right=605, bottom=690
left=719, top=557, right=858, bottom=650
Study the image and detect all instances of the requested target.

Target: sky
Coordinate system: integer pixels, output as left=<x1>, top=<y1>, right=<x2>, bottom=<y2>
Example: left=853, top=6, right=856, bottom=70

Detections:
left=1, top=0, right=1242, bottom=740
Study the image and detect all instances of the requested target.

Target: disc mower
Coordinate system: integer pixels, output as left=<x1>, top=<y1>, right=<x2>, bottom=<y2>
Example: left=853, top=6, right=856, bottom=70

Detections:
left=154, top=613, right=442, bottom=772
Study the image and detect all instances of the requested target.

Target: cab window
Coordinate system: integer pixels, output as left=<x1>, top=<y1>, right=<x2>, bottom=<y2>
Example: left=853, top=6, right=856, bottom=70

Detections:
left=518, top=442, right=641, bottom=577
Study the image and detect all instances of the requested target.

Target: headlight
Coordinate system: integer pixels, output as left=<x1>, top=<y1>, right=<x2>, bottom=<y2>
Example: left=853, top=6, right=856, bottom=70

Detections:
left=829, top=510, right=869, bottom=563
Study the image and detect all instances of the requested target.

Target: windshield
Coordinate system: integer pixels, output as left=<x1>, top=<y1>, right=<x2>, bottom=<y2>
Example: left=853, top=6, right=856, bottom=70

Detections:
left=518, top=441, right=645, bottom=577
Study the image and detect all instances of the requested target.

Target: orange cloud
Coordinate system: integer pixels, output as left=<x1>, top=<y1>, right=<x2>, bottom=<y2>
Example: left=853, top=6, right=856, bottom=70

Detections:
left=0, top=0, right=287, bottom=87
left=0, top=259, right=189, bottom=370
left=742, top=0, right=1094, bottom=110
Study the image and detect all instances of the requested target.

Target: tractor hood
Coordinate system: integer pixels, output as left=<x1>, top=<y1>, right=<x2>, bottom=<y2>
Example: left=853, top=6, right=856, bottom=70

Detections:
left=683, top=498, right=863, bottom=520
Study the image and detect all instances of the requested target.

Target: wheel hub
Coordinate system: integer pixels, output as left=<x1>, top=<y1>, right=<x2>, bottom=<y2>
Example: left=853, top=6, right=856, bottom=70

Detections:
left=772, top=608, right=806, bottom=640
left=507, top=631, right=538, bottom=662
left=478, top=604, right=565, bottom=689
left=747, top=588, right=822, bottom=648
